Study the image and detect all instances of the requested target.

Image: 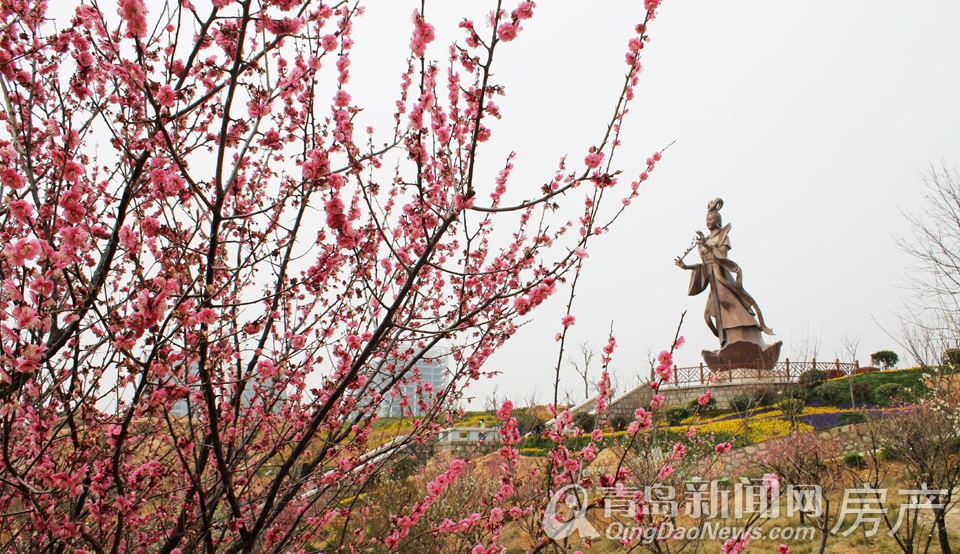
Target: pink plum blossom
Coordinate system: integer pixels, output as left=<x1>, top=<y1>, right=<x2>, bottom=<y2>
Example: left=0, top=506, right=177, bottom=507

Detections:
left=497, top=22, right=519, bottom=42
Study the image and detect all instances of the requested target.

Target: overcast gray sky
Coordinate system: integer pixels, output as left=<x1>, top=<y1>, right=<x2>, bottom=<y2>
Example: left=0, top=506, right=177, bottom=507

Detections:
left=346, top=0, right=960, bottom=406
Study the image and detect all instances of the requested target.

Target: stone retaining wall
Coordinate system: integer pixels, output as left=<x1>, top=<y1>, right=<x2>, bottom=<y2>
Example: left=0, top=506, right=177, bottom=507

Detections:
left=716, top=422, right=872, bottom=476
left=602, top=378, right=791, bottom=423
left=659, top=379, right=790, bottom=409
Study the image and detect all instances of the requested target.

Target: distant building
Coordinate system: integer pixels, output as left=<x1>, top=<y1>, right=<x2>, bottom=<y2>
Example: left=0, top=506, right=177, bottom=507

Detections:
left=436, top=425, right=496, bottom=444
left=169, top=362, right=286, bottom=417
left=377, top=346, right=449, bottom=418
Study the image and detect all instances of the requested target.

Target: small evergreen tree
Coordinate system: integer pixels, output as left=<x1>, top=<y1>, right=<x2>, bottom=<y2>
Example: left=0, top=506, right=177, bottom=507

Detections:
left=870, top=350, right=899, bottom=369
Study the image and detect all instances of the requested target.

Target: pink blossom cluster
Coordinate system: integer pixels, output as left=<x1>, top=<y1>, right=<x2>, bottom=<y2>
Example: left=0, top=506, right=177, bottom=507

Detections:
left=302, top=149, right=331, bottom=181
left=334, top=15, right=354, bottom=86
left=697, top=390, right=712, bottom=405
left=601, top=334, right=617, bottom=365
left=594, top=370, right=611, bottom=413
left=628, top=407, right=653, bottom=436
left=762, top=472, right=780, bottom=491
left=720, top=531, right=751, bottom=554
left=584, top=148, right=604, bottom=170
left=654, top=349, right=673, bottom=382
left=5, top=238, right=43, bottom=267
left=118, top=0, right=147, bottom=39
left=324, top=188, right=361, bottom=249
left=671, top=441, right=686, bottom=460
left=489, top=156, right=514, bottom=207
left=512, top=276, right=555, bottom=315
left=650, top=393, right=664, bottom=409
left=495, top=2, right=534, bottom=43
left=633, top=150, right=663, bottom=189
left=623, top=21, right=649, bottom=101
left=262, top=16, right=304, bottom=36
left=409, top=10, right=436, bottom=56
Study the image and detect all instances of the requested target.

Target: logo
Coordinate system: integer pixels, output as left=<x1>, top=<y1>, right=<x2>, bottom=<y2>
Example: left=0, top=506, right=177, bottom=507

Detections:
left=543, top=484, right=600, bottom=540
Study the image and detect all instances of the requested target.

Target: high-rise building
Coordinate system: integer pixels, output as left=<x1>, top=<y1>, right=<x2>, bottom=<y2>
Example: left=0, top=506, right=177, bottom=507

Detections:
left=376, top=346, right=449, bottom=418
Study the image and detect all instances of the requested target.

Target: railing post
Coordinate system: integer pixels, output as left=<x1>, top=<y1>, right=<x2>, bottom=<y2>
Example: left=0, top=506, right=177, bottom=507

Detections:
left=835, top=359, right=840, bottom=373
left=699, top=362, right=704, bottom=384
left=786, top=358, right=790, bottom=380
left=673, top=365, right=678, bottom=385
left=812, top=357, right=816, bottom=373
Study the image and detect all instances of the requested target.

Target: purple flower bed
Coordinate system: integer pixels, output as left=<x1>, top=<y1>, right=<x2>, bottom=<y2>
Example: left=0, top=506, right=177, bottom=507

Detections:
left=798, top=412, right=841, bottom=430
left=799, top=408, right=897, bottom=431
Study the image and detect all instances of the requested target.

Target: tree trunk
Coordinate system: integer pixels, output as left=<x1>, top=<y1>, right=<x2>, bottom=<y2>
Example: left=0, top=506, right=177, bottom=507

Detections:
left=936, top=510, right=951, bottom=554
left=816, top=498, right=831, bottom=554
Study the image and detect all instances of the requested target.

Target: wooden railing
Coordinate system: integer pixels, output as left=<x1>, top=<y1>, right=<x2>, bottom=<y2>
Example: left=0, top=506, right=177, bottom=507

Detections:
left=660, top=358, right=861, bottom=388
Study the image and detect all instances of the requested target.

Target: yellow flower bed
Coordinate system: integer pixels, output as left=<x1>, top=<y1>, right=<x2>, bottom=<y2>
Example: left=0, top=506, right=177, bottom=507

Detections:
left=689, top=418, right=812, bottom=442
left=373, top=419, right=415, bottom=436
left=668, top=415, right=812, bottom=443
left=682, top=405, right=855, bottom=427
left=455, top=413, right=495, bottom=427
left=798, top=406, right=856, bottom=415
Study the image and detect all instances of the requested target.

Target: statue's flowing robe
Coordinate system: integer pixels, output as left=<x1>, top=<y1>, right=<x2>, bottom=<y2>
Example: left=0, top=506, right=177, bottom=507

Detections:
left=687, top=224, right=773, bottom=344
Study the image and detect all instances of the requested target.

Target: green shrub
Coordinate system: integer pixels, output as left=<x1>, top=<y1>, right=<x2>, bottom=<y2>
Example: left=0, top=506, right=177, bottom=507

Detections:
left=814, top=380, right=870, bottom=405
left=665, top=406, right=691, bottom=426
left=852, top=382, right=870, bottom=405
left=729, top=393, right=754, bottom=413
left=779, top=398, right=805, bottom=419
left=843, top=452, right=866, bottom=467
left=752, top=387, right=777, bottom=407
left=945, top=349, right=960, bottom=366
left=871, top=383, right=906, bottom=405
left=389, top=457, right=419, bottom=480
left=779, top=383, right=803, bottom=402
left=837, top=412, right=866, bottom=425
left=610, top=416, right=629, bottom=431
left=877, top=447, right=899, bottom=461
left=812, top=381, right=848, bottom=404
left=798, top=369, right=829, bottom=389
left=870, top=350, right=899, bottom=369
left=573, top=412, right=596, bottom=433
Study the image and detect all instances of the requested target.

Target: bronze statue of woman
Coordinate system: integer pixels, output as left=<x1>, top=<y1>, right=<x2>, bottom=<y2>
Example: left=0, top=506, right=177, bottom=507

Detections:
left=675, top=198, right=781, bottom=370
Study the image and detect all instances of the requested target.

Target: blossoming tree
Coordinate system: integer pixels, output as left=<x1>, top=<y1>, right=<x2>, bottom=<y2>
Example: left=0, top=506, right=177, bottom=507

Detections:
left=0, top=0, right=679, bottom=551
